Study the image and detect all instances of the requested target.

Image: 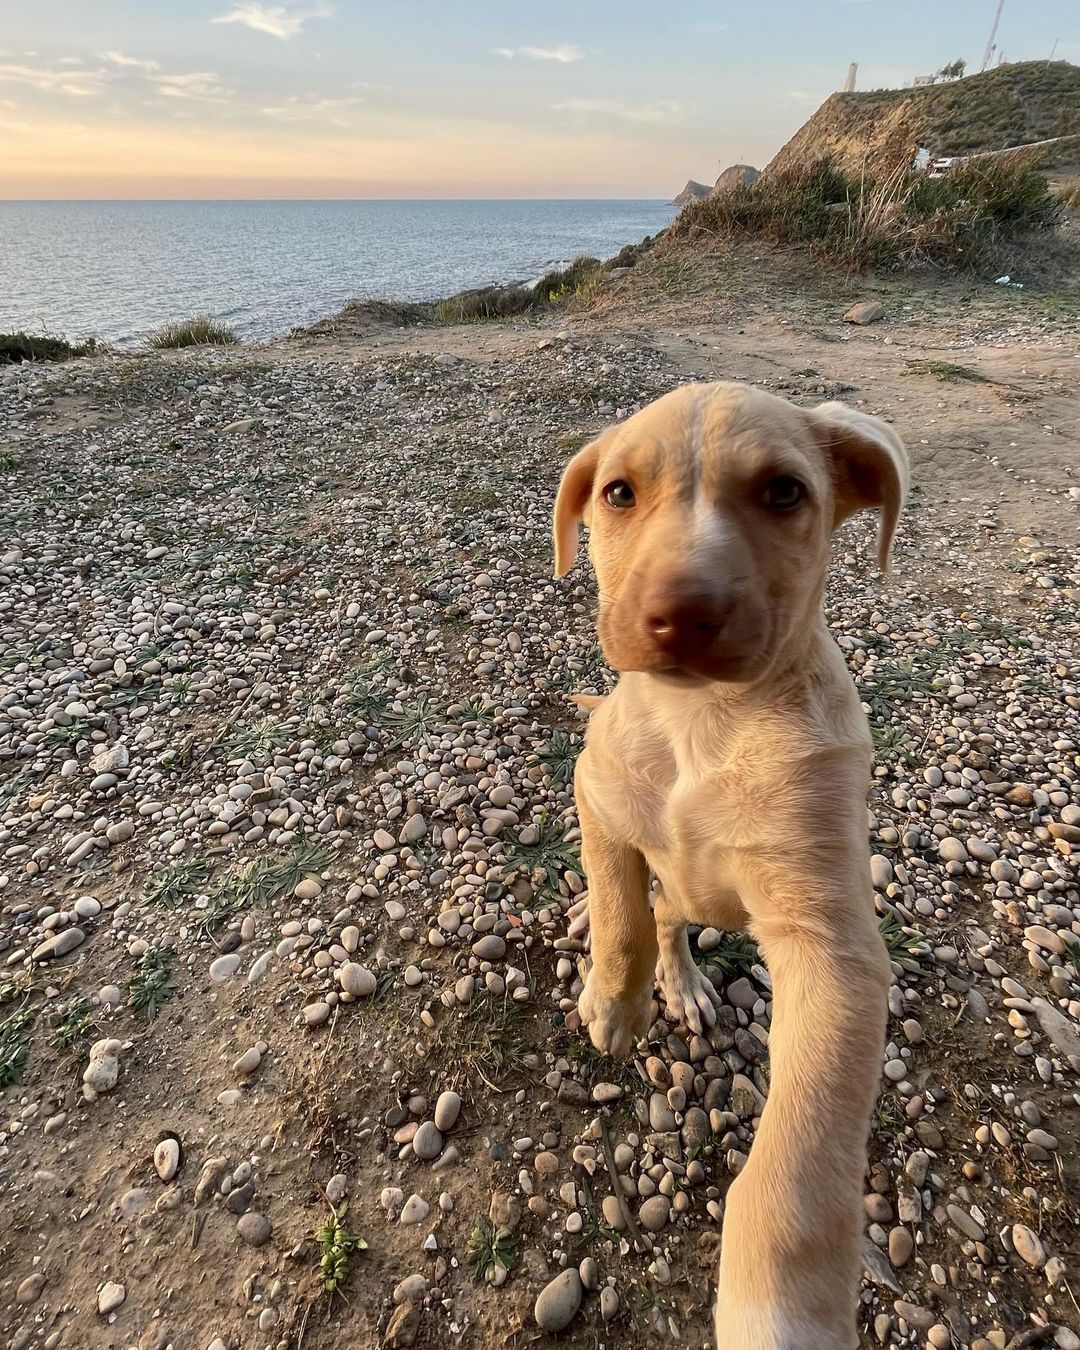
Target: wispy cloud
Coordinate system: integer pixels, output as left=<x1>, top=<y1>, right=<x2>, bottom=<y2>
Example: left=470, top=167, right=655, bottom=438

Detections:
left=151, top=71, right=232, bottom=102
left=260, top=94, right=364, bottom=127
left=496, top=44, right=583, bottom=63
left=0, top=60, right=106, bottom=97
left=212, top=2, right=333, bottom=40
left=553, top=97, right=683, bottom=125
left=103, top=51, right=162, bottom=74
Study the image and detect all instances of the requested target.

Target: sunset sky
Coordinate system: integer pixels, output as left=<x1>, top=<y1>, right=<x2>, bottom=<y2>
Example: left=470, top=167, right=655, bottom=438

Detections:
left=1, top=0, right=1075, bottom=199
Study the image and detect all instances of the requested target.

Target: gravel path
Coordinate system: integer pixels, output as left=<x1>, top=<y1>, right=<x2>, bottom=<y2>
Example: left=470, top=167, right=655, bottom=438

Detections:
left=1, top=278, right=1078, bottom=1349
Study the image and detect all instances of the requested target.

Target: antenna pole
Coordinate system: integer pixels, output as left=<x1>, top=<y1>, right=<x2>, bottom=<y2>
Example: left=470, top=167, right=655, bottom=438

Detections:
left=981, top=0, right=1005, bottom=72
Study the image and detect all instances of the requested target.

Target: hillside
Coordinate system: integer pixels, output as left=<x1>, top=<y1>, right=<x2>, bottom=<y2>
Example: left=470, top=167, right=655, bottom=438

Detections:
left=767, top=60, right=1080, bottom=178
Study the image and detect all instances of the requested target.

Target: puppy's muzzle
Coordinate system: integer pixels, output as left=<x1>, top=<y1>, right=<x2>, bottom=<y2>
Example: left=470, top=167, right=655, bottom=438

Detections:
left=645, top=589, right=733, bottom=664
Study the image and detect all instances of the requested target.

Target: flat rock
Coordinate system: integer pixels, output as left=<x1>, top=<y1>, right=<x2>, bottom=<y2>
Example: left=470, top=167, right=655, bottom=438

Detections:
left=843, top=301, right=885, bottom=325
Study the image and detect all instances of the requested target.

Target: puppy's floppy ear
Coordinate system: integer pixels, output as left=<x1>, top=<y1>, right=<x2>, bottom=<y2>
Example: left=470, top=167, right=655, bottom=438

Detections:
left=553, top=434, right=604, bottom=577
left=810, top=401, right=910, bottom=571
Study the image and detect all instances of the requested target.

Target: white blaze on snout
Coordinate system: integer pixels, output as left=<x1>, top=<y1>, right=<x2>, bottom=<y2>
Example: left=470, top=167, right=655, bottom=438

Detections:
left=685, top=495, right=740, bottom=594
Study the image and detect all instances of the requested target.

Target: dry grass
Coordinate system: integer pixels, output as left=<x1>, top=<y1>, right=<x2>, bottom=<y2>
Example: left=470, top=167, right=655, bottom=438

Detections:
left=148, top=316, right=238, bottom=348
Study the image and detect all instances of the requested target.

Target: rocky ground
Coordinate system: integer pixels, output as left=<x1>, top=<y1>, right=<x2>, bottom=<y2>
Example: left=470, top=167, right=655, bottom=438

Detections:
left=1, top=250, right=1079, bottom=1350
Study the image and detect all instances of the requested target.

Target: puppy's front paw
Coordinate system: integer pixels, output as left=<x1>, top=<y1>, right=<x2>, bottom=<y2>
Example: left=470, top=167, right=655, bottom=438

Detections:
left=578, top=972, right=652, bottom=1058
left=656, top=948, right=721, bottom=1035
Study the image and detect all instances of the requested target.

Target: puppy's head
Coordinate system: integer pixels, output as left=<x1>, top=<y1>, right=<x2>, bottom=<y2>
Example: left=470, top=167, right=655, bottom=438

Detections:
left=553, top=382, right=908, bottom=684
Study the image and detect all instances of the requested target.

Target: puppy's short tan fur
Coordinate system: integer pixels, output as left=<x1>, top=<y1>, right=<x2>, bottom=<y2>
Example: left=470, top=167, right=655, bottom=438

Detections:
left=553, top=382, right=909, bottom=1349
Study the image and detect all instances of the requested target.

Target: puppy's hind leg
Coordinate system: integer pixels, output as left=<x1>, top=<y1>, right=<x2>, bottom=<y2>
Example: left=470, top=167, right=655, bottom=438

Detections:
left=654, top=885, right=721, bottom=1035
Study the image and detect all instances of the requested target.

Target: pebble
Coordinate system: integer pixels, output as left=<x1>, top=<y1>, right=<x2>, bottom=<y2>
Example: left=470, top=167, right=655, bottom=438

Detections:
left=534, top=1268, right=583, bottom=1332
left=1011, top=1223, right=1047, bottom=1268
left=339, top=963, right=377, bottom=997
left=97, top=1282, right=126, bottom=1315
left=237, top=1212, right=272, bottom=1246
left=154, top=1137, right=181, bottom=1182
left=400, top=1194, right=429, bottom=1224
left=433, top=1090, right=461, bottom=1132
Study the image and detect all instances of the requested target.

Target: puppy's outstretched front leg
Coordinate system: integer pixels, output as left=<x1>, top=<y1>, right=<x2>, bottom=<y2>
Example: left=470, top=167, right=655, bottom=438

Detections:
left=575, top=785, right=656, bottom=1059
left=715, top=850, right=889, bottom=1350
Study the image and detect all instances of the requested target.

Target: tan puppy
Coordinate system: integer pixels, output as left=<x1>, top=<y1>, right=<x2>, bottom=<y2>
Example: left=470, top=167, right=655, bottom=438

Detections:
left=553, top=381, right=909, bottom=1350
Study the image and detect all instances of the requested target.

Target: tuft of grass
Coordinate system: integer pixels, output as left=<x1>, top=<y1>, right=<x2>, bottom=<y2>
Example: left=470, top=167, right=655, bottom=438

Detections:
left=0, top=331, right=102, bottom=364
left=437, top=992, right=533, bottom=1090
left=467, top=1217, right=517, bottom=1284
left=872, top=723, right=918, bottom=768
left=0, top=450, right=24, bottom=471
left=533, top=730, right=581, bottom=788
left=503, top=807, right=581, bottom=901
left=435, top=285, right=537, bottom=323
left=904, top=359, right=989, bottom=383
left=1055, top=177, right=1080, bottom=212
left=128, top=947, right=175, bottom=1020
left=50, top=996, right=98, bottom=1051
left=317, top=1199, right=368, bottom=1294
left=148, top=316, right=238, bottom=349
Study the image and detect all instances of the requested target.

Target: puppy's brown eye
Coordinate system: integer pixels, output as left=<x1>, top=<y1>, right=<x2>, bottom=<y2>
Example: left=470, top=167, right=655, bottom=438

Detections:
left=764, top=476, right=805, bottom=510
left=604, top=480, right=636, bottom=509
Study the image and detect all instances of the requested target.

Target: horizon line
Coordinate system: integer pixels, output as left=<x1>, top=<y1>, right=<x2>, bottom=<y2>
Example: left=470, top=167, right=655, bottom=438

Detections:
left=0, top=195, right=673, bottom=204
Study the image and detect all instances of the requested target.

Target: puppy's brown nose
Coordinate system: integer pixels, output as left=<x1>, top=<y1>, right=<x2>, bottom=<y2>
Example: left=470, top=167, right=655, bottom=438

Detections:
left=646, top=595, right=731, bottom=652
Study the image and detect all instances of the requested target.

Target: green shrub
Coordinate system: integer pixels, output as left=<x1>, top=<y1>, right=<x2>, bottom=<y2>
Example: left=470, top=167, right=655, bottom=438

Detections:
left=148, top=316, right=238, bottom=349
left=0, top=332, right=101, bottom=364
left=536, top=255, right=603, bottom=301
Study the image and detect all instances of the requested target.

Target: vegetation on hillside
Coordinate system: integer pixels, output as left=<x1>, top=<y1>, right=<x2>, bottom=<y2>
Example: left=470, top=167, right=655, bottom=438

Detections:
left=669, top=151, right=1060, bottom=273
left=434, top=244, right=651, bottom=323
left=768, top=61, right=1080, bottom=181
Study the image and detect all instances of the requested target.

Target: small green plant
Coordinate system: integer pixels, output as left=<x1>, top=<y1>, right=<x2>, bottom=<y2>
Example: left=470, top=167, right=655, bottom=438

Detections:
left=0, top=1001, right=36, bottom=1088
left=50, top=996, right=98, bottom=1051
left=145, top=857, right=213, bottom=909
left=696, top=930, right=760, bottom=980
left=380, top=694, right=450, bottom=749
left=435, top=285, right=537, bottom=323
left=879, top=911, right=925, bottom=974
left=467, top=1217, right=516, bottom=1283
left=0, top=450, right=23, bottom=471
left=317, top=1199, right=368, bottom=1294
left=872, top=722, right=918, bottom=768
left=538, top=255, right=603, bottom=302
left=225, top=838, right=332, bottom=910
left=128, top=947, right=175, bottom=1020
left=225, top=715, right=292, bottom=758
left=534, top=730, right=581, bottom=788
left=147, top=316, right=238, bottom=349
left=503, top=807, right=581, bottom=900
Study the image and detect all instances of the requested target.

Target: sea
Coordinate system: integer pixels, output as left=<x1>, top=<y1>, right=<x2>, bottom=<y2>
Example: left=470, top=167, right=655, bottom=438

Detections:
left=0, top=199, right=674, bottom=349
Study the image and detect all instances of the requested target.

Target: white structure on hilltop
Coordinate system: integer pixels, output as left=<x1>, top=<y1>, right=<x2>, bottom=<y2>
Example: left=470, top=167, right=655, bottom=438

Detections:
left=843, top=62, right=858, bottom=92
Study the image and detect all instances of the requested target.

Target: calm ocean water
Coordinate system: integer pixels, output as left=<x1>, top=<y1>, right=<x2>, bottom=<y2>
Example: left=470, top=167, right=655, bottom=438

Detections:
left=0, top=199, right=673, bottom=348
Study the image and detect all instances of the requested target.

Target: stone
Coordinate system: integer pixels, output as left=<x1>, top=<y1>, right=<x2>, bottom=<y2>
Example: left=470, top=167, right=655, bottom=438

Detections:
left=412, top=1121, right=443, bottom=1161
left=888, top=1226, right=913, bottom=1267
left=154, top=1138, right=181, bottom=1182
left=237, top=1212, right=272, bottom=1246
left=1011, top=1223, right=1047, bottom=1268
left=209, top=953, right=241, bottom=981
left=400, top=1194, right=429, bottom=1225
left=843, top=301, right=885, bottom=325
left=97, top=1281, right=126, bottom=1315
left=472, top=934, right=506, bottom=961
left=638, top=1195, right=671, bottom=1232
left=433, top=1090, right=461, bottom=1132
left=339, top=963, right=377, bottom=997
left=534, top=1268, right=583, bottom=1333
